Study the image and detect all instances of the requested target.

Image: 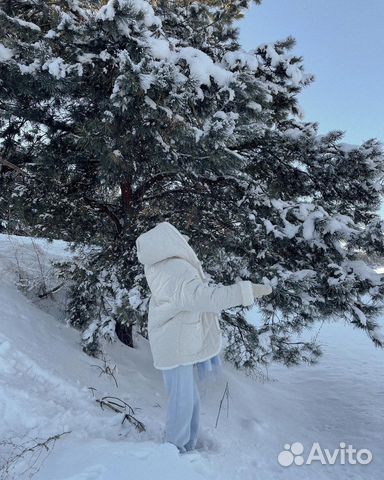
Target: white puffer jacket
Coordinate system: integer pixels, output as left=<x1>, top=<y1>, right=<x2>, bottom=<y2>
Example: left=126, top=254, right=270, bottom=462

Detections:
left=136, top=222, right=256, bottom=370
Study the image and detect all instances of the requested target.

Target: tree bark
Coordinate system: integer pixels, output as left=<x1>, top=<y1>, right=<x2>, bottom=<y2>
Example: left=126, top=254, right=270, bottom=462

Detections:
left=115, top=321, right=133, bottom=348
left=116, top=178, right=134, bottom=347
left=121, top=179, right=133, bottom=212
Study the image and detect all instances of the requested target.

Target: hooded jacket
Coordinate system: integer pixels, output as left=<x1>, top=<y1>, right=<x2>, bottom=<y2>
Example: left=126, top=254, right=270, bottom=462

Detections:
left=136, top=222, right=255, bottom=370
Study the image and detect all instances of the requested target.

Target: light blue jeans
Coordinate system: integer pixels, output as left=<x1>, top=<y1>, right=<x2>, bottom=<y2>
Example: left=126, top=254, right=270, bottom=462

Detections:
left=161, top=354, right=222, bottom=453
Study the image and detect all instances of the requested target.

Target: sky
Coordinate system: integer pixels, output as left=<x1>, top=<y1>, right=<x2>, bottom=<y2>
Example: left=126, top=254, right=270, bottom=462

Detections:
left=238, top=0, right=384, bottom=215
left=239, top=0, right=384, bottom=146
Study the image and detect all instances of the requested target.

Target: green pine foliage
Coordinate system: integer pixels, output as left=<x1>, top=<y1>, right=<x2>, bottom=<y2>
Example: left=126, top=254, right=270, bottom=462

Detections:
left=1, top=0, right=384, bottom=370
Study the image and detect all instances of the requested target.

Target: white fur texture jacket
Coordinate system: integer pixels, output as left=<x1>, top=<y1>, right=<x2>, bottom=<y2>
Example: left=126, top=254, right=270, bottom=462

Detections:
left=136, top=222, right=255, bottom=370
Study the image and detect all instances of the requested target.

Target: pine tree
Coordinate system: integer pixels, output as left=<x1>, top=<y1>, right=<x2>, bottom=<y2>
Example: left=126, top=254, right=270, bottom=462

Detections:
left=1, top=0, right=384, bottom=370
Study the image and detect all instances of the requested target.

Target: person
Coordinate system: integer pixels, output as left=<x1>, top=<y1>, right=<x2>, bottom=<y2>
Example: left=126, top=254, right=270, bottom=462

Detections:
left=135, top=221, right=272, bottom=453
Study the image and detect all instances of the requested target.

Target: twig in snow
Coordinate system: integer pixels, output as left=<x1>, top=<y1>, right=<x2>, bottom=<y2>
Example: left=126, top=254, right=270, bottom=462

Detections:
left=91, top=356, right=118, bottom=388
left=215, top=380, right=230, bottom=428
left=0, top=431, right=71, bottom=480
left=95, top=395, right=146, bottom=432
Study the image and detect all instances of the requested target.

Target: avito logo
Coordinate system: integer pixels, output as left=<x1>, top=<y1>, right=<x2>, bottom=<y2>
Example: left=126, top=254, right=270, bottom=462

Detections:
left=278, top=442, right=373, bottom=467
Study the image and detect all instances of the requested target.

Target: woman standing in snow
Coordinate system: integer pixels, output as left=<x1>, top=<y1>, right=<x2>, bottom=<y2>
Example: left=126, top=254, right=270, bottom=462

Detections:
left=136, top=221, right=272, bottom=453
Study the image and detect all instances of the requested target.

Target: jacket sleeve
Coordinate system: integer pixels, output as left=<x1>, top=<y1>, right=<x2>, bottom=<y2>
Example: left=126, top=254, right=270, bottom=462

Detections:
left=155, top=258, right=255, bottom=314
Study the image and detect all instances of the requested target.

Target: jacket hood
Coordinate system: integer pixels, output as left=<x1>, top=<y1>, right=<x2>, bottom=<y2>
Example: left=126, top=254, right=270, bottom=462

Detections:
left=136, top=222, right=206, bottom=278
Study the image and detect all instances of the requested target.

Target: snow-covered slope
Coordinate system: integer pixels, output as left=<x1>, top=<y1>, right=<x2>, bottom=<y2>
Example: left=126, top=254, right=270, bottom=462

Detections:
left=1, top=234, right=383, bottom=480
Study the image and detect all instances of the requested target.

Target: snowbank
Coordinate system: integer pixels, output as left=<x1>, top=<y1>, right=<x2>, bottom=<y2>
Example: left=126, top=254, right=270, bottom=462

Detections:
left=0, top=234, right=383, bottom=479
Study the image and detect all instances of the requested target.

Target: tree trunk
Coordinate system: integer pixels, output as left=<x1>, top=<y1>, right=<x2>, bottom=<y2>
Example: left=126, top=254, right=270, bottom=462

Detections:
left=116, top=178, right=134, bottom=347
left=121, top=179, right=133, bottom=212
left=115, top=321, right=133, bottom=348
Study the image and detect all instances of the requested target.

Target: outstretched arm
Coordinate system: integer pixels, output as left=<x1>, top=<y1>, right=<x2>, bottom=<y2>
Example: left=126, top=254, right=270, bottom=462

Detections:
left=152, top=258, right=271, bottom=314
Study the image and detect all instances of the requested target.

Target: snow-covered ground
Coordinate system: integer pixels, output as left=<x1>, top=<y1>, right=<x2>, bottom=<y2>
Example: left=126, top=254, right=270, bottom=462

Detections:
left=1, top=234, right=383, bottom=480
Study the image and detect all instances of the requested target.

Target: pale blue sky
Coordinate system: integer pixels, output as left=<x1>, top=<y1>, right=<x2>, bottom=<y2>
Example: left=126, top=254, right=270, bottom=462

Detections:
left=239, top=0, right=384, bottom=215
left=239, top=0, right=384, bottom=146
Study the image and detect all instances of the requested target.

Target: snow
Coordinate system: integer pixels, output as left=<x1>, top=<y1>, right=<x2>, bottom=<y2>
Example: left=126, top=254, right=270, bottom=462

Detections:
left=302, top=210, right=324, bottom=240
left=285, top=62, right=303, bottom=85
left=176, top=47, right=234, bottom=90
left=96, top=1, right=116, bottom=21
left=1, top=233, right=384, bottom=479
left=140, top=74, right=156, bottom=93
left=147, top=37, right=171, bottom=60
left=265, top=201, right=363, bottom=244
left=77, top=52, right=97, bottom=64
left=342, top=259, right=383, bottom=285
left=351, top=304, right=367, bottom=325
left=57, top=12, right=75, bottom=31
left=262, top=218, right=285, bottom=239
left=0, top=43, right=13, bottom=62
left=326, top=260, right=383, bottom=289
left=99, top=50, right=112, bottom=62
left=323, top=214, right=356, bottom=235
left=246, top=101, right=262, bottom=112
left=222, top=50, right=259, bottom=71
left=41, top=57, right=68, bottom=79
left=18, top=59, right=41, bottom=75
left=262, top=43, right=281, bottom=67
left=35, top=441, right=207, bottom=480
left=282, top=127, right=303, bottom=139
left=339, top=142, right=358, bottom=153
left=197, top=111, right=239, bottom=142
left=95, top=0, right=161, bottom=28
left=289, top=269, right=317, bottom=281
left=44, top=29, right=58, bottom=39
left=10, top=15, right=41, bottom=31
left=145, top=39, right=237, bottom=94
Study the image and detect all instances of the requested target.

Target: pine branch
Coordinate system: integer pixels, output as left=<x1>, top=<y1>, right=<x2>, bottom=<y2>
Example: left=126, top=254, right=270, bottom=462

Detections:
left=133, top=171, right=180, bottom=201
left=38, top=282, right=64, bottom=299
left=83, top=197, right=122, bottom=234
left=0, top=156, right=29, bottom=176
